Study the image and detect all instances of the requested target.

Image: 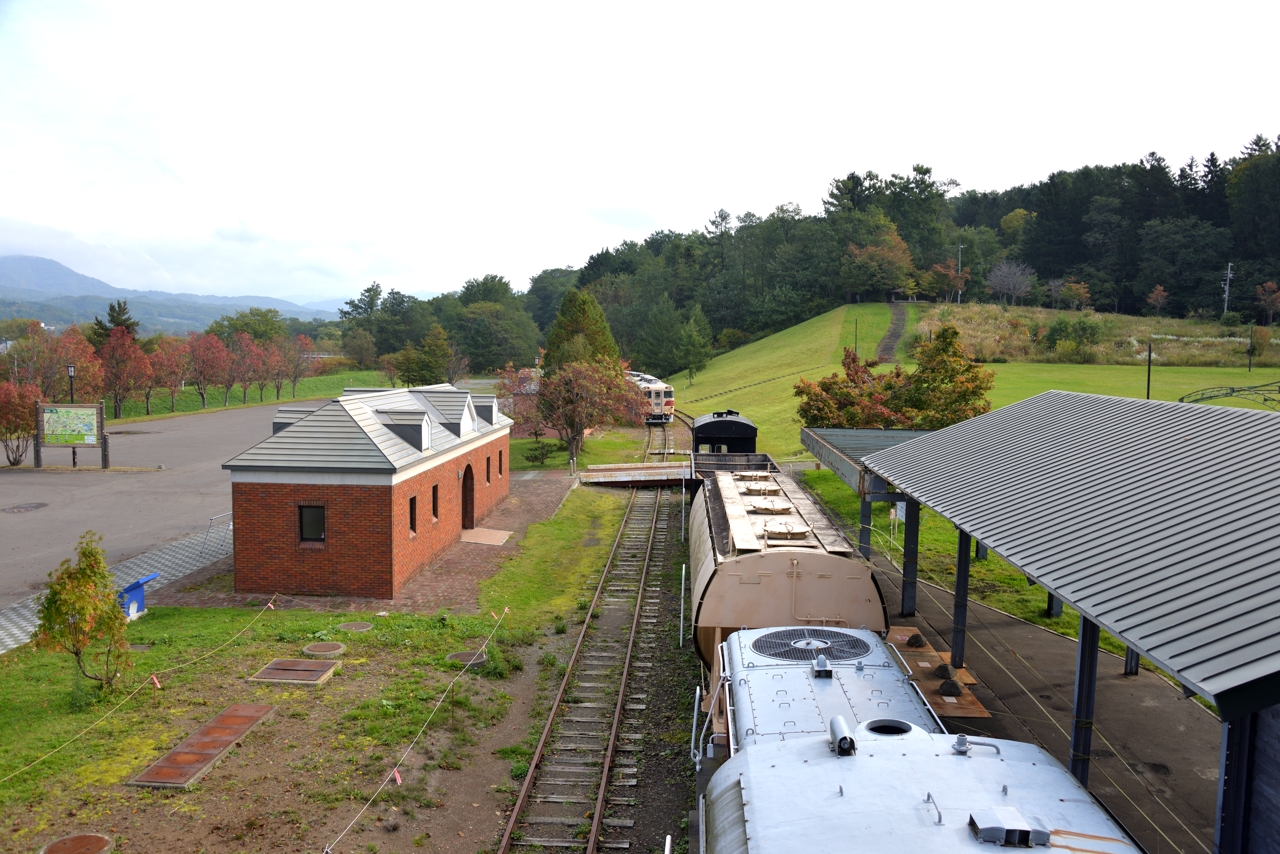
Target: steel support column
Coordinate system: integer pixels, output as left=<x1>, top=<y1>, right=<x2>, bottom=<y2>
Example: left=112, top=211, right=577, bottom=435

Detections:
left=1124, top=647, right=1140, bottom=676
left=974, top=540, right=988, bottom=561
left=901, top=499, right=920, bottom=617
left=858, top=497, right=872, bottom=559
left=951, top=530, right=971, bottom=670
left=1215, top=713, right=1256, bottom=854
left=1046, top=592, right=1063, bottom=618
left=1070, top=617, right=1100, bottom=786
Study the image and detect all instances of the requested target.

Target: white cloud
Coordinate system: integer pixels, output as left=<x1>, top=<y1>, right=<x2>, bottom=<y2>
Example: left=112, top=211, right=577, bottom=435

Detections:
left=0, top=0, right=1274, bottom=301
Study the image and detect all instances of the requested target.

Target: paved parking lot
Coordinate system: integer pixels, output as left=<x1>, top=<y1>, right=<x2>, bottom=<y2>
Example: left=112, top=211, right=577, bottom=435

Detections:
left=0, top=401, right=321, bottom=609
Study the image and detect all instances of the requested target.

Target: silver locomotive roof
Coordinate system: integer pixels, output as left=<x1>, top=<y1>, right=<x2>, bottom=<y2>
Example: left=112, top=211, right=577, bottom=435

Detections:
left=706, top=626, right=1140, bottom=853
left=723, top=627, right=942, bottom=750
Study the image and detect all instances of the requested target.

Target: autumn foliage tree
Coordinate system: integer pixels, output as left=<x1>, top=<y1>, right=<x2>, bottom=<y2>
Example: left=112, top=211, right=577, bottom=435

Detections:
left=1147, top=285, right=1170, bottom=317
left=540, top=360, right=646, bottom=461
left=187, top=332, right=231, bottom=408
left=1258, top=281, right=1280, bottom=326
left=279, top=334, right=315, bottom=397
left=35, top=531, right=132, bottom=690
left=149, top=337, right=190, bottom=412
left=795, top=324, right=993, bottom=430
left=4, top=323, right=102, bottom=403
left=100, top=326, right=153, bottom=418
left=0, top=381, right=41, bottom=465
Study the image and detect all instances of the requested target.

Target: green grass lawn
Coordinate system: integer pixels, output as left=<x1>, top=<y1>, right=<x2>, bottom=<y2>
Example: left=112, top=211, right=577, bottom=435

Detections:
left=0, top=487, right=624, bottom=820
left=986, top=362, right=1280, bottom=410
left=669, top=304, right=893, bottom=459
left=110, top=369, right=385, bottom=423
left=509, top=429, right=652, bottom=471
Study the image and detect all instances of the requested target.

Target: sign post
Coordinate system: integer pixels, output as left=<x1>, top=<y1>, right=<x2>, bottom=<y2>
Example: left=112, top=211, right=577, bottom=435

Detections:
left=35, top=403, right=107, bottom=470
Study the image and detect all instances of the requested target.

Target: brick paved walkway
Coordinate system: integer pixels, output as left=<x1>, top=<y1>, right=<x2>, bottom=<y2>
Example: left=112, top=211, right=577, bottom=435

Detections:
left=148, top=475, right=578, bottom=615
left=0, top=525, right=233, bottom=654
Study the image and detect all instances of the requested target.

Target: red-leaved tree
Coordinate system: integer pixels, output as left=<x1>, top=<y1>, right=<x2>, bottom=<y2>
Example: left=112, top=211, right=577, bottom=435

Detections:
left=149, top=337, right=190, bottom=412
left=534, top=359, right=646, bottom=461
left=793, top=349, right=911, bottom=429
left=1259, top=281, right=1280, bottom=327
left=279, top=334, right=315, bottom=397
left=4, top=323, right=102, bottom=403
left=187, top=332, right=231, bottom=409
left=0, top=381, right=42, bottom=466
left=100, top=326, right=153, bottom=418
left=264, top=339, right=289, bottom=400
left=229, top=333, right=263, bottom=404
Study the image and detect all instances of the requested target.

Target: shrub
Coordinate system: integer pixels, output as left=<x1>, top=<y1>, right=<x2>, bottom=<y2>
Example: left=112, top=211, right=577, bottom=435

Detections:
left=715, top=328, right=750, bottom=351
left=0, top=380, right=41, bottom=466
left=34, top=531, right=133, bottom=690
left=313, top=356, right=358, bottom=376
left=1221, top=311, right=1242, bottom=328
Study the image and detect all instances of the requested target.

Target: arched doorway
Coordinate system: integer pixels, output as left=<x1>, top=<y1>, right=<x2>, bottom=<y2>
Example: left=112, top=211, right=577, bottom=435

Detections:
left=461, top=465, right=475, bottom=530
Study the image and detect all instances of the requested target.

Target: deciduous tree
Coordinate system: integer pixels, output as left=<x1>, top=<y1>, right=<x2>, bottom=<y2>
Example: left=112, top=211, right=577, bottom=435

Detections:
left=343, top=328, right=377, bottom=369
left=1061, top=280, right=1091, bottom=310
left=1147, top=285, right=1170, bottom=317
left=277, top=334, right=315, bottom=397
left=535, top=358, right=646, bottom=461
left=34, top=531, right=132, bottom=689
left=149, top=337, right=190, bottom=412
left=1258, top=281, right=1280, bottom=326
left=187, top=332, right=231, bottom=408
left=794, top=350, right=910, bottom=429
left=0, top=381, right=41, bottom=466
left=100, top=326, right=153, bottom=418
left=986, top=261, right=1036, bottom=305
left=229, top=332, right=262, bottom=405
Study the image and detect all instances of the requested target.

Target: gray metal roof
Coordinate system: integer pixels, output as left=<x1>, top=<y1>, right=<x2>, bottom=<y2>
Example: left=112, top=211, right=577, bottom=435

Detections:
left=225, top=385, right=511, bottom=473
left=858, top=390, right=1280, bottom=718
left=803, top=427, right=933, bottom=465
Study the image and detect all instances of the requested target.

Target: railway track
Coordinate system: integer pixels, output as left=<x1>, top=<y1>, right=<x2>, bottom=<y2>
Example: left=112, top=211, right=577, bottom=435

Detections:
left=645, top=423, right=673, bottom=462
left=498, top=488, right=671, bottom=852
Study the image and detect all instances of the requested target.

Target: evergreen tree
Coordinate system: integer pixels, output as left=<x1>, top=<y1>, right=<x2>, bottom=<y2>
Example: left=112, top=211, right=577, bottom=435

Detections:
left=544, top=288, right=619, bottom=372
left=88, top=299, right=140, bottom=350
left=419, top=323, right=451, bottom=384
left=680, top=304, right=713, bottom=384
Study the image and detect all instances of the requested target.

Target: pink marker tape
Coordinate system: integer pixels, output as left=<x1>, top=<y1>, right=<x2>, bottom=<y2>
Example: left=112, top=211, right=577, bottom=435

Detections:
left=393, top=768, right=402, bottom=785
left=151, top=674, right=161, bottom=689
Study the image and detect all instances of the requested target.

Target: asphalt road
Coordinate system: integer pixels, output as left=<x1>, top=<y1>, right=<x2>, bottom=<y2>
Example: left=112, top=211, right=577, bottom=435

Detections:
left=0, top=401, right=322, bottom=609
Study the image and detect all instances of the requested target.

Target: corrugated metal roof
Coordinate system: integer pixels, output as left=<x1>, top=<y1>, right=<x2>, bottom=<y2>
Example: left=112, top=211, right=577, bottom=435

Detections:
left=858, top=390, right=1280, bottom=718
left=804, top=427, right=933, bottom=464
left=225, top=385, right=510, bottom=473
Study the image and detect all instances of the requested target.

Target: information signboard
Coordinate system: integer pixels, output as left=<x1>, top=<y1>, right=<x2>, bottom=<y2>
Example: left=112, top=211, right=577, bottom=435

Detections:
left=40, top=405, right=100, bottom=447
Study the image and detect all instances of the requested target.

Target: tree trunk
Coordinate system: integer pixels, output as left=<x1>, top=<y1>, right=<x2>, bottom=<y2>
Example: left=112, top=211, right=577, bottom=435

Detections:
left=223, top=387, right=231, bottom=406
left=199, top=389, right=208, bottom=409
left=113, top=397, right=122, bottom=419
left=145, top=391, right=152, bottom=416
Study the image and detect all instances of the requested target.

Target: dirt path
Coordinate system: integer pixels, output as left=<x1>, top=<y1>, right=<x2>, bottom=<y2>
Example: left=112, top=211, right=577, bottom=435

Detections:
left=876, top=301, right=908, bottom=363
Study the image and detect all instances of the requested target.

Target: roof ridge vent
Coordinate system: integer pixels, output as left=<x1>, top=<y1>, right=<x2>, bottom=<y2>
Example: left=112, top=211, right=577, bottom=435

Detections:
left=968, top=807, right=1050, bottom=847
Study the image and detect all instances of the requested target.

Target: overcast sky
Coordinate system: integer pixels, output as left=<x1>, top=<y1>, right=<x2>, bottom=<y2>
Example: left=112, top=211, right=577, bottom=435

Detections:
left=0, top=0, right=1273, bottom=305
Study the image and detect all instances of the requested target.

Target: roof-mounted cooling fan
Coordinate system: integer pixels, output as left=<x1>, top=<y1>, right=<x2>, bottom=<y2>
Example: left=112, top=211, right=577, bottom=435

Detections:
left=749, top=628, right=872, bottom=662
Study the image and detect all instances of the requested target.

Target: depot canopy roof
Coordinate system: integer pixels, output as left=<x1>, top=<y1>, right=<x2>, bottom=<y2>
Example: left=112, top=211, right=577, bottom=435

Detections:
left=854, top=390, right=1280, bottom=719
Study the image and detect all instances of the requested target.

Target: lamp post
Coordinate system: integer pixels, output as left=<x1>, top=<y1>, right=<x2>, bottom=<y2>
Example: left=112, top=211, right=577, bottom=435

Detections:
left=67, top=364, right=77, bottom=469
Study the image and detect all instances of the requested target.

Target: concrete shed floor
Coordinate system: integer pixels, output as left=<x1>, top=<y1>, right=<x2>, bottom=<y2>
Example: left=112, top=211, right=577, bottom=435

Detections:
left=871, top=554, right=1220, bottom=854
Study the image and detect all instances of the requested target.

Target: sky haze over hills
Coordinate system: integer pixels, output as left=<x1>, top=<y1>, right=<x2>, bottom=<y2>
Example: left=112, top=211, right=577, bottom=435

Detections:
left=0, top=0, right=1273, bottom=302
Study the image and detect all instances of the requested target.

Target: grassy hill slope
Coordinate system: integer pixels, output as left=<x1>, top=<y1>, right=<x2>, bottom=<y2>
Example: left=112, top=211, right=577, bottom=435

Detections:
left=670, top=304, right=892, bottom=458
left=669, top=303, right=1279, bottom=459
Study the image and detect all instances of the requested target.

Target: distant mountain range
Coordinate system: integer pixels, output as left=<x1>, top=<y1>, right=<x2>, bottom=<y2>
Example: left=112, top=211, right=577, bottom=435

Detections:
left=0, top=255, right=340, bottom=334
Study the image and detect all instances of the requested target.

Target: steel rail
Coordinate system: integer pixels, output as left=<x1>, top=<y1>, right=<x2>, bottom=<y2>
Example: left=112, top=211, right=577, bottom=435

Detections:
left=495, top=488, right=640, bottom=854
left=586, top=487, right=662, bottom=854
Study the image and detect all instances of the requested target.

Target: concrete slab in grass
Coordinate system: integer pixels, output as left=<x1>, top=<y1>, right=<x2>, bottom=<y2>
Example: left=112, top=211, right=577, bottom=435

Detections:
left=248, top=658, right=341, bottom=686
left=128, top=703, right=275, bottom=789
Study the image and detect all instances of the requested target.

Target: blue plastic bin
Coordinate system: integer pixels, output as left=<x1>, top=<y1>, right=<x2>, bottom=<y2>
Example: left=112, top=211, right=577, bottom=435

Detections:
left=118, top=573, right=160, bottom=621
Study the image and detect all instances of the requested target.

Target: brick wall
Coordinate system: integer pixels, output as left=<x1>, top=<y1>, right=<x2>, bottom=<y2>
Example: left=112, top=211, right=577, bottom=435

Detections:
left=391, top=433, right=509, bottom=592
left=232, top=432, right=510, bottom=598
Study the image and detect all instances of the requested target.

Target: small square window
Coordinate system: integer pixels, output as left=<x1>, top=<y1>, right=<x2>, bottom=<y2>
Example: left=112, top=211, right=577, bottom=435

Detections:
left=432, top=484, right=439, bottom=521
left=299, top=505, right=325, bottom=542
left=409, top=495, right=417, bottom=534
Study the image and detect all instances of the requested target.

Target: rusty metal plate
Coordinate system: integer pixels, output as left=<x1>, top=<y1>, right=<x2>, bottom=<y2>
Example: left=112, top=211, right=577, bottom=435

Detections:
left=128, top=703, right=275, bottom=789
left=887, top=626, right=990, bottom=719
left=40, top=834, right=113, bottom=854
left=248, top=658, right=341, bottom=685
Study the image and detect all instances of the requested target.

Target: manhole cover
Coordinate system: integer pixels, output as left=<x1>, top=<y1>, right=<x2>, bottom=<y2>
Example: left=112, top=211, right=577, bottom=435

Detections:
left=3, top=503, right=48, bottom=514
left=303, top=642, right=346, bottom=658
left=40, top=833, right=113, bottom=854
left=108, top=430, right=153, bottom=435
left=336, top=621, right=372, bottom=632
left=446, top=650, right=488, bottom=667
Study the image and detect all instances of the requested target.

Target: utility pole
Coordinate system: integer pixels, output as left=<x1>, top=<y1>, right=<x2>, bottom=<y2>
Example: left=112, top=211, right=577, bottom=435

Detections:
left=1223, top=262, right=1234, bottom=316
left=956, top=243, right=966, bottom=303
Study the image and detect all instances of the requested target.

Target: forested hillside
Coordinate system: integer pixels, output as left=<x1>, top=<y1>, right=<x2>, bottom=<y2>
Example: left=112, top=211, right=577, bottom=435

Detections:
left=33, top=134, right=1266, bottom=382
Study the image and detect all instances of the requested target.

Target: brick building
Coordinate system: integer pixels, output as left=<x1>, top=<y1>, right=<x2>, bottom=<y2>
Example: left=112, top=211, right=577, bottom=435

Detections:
left=223, top=385, right=512, bottom=598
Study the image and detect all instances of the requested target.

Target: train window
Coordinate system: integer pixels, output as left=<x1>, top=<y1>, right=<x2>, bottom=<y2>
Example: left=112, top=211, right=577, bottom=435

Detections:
left=664, top=390, right=674, bottom=398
